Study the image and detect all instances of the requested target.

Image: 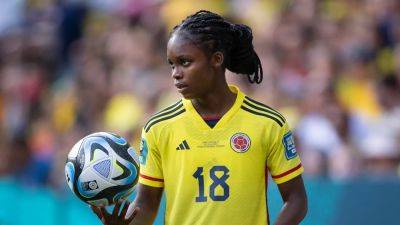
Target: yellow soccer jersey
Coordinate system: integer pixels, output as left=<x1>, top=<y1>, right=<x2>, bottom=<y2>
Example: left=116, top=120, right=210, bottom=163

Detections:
left=138, top=86, right=303, bottom=225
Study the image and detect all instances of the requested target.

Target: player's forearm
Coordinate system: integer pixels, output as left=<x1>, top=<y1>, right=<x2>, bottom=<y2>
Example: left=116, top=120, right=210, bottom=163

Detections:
left=273, top=197, right=307, bottom=225
left=128, top=201, right=159, bottom=225
left=128, top=184, right=163, bottom=225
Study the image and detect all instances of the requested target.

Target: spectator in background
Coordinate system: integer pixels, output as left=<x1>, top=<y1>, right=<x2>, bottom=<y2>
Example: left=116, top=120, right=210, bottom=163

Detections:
left=295, top=90, right=354, bottom=179
left=357, top=76, right=400, bottom=175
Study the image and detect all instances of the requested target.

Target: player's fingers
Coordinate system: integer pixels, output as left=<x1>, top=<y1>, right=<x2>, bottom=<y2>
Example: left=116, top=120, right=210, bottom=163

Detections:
left=90, top=205, right=103, bottom=220
left=120, top=200, right=131, bottom=218
left=99, top=206, right=110, bottom=220
left=124, top=201, right=134, bottom=218
left=125, top=206, right=140, bottom=222
left=112, top=200, right=123, bottom=216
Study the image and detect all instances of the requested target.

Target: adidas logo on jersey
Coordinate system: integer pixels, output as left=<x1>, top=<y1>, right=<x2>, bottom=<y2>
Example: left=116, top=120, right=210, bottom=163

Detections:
left=176, top=140, right=190, bottom=150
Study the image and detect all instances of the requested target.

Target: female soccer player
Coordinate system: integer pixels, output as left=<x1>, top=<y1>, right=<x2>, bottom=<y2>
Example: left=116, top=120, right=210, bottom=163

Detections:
left=91, top=10, right=307, bottom=225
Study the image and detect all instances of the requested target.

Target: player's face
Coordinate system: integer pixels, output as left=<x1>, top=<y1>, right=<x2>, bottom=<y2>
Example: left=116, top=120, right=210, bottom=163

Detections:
left=167, top=33, right=215, bottom=99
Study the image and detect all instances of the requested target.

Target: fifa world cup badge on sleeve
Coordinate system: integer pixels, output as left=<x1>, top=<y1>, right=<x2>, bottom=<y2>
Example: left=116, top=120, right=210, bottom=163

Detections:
left=139, top=138, right=148, bottom=165
left=283, top=131, right=297, bottom=159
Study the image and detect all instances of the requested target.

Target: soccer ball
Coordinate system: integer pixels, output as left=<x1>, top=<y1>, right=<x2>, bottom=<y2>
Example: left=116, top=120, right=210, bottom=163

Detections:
left=65, top=132, right=139, bottom=206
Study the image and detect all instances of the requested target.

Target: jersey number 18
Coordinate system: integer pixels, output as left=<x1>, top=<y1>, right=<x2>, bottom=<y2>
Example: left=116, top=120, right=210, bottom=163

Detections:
left=193, top=166, right=230, bottom=202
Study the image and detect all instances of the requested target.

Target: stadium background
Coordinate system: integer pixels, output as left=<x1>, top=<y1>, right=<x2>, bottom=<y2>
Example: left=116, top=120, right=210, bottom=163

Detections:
left=0, top=0, right=400, bottom=224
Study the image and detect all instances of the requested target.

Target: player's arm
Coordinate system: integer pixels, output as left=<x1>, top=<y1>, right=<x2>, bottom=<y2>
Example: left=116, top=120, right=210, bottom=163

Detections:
left=266, top=120, right=307, bottom=225
left=274, top=175, right=307, bottom=225
left=127, top=183, right=163, bottom=225
left=91, top=183, right=163, bottom=225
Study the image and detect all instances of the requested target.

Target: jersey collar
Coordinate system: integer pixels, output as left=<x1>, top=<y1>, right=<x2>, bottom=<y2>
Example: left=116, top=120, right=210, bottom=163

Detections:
left=182, top=85, right=245, bottom=130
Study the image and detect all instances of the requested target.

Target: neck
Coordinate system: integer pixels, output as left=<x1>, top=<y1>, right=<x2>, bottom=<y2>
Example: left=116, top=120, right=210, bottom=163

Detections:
left=191, top=83, right=236, bottom=117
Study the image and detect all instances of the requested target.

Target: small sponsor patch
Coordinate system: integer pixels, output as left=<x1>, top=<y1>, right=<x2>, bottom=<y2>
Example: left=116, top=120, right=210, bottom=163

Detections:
left=176, top=140, right=190, bottom=150
left=230, top=133, right=251, bottom=153
left=139, top=138, right=148, bottom=165
left=283, top=131, right=297, bottom=160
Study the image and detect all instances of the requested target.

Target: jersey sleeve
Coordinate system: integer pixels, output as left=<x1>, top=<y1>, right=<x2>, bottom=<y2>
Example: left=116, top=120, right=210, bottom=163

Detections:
left=267, top=122, right=303, bottom=184
left=138, top=129, right=164, bottom=187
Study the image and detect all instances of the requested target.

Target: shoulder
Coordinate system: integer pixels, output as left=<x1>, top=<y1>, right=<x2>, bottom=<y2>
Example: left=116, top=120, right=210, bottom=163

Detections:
left=143, top=99, right=186, bottom=133
left=240, top=96, right=286, bottom=128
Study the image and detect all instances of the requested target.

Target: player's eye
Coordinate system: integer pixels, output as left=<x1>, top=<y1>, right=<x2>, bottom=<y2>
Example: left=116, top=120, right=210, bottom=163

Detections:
left=180, top=59, right=191, bottom=67
left=167, top=60, right=175, bottom=69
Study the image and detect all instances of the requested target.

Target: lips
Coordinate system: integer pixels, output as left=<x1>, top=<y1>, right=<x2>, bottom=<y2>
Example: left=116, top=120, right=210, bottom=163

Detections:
left=174, top=83, right=188, bottom=89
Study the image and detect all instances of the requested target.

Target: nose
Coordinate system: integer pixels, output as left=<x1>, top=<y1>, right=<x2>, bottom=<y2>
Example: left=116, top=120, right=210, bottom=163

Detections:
left=172, top=67, right=183, bottom=80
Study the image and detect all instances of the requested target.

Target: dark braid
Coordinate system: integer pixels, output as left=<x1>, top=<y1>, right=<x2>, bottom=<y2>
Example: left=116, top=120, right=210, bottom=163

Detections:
left=172, top=10, right=263, bottom=84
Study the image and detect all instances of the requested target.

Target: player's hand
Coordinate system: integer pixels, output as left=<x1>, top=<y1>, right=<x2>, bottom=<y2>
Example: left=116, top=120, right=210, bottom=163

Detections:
left=90, top=200, right=139, bottom=225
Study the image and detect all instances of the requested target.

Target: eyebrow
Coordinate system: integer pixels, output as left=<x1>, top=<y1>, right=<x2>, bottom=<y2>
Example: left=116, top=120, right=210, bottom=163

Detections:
left=167, top=54, right=193, bottom=61
left=177, top=54, right=193, bottom=59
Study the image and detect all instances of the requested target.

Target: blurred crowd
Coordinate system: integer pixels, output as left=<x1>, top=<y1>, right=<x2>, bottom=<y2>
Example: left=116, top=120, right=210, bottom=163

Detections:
left=0, top=0, right=400, bottom=190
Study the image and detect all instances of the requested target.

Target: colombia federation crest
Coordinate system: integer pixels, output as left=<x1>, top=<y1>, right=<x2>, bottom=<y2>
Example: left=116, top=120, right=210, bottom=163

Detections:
left=230, top=132, right=251, bottom=153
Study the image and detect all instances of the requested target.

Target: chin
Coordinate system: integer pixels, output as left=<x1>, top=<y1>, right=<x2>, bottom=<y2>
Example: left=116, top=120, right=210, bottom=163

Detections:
left=177, top=88, right=196, bottom=99
left=180, top=93, right=195, bottom=99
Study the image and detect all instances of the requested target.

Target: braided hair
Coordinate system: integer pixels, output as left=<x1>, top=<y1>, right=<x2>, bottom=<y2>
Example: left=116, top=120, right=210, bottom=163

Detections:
left=171, top=10, right=263, bottom=84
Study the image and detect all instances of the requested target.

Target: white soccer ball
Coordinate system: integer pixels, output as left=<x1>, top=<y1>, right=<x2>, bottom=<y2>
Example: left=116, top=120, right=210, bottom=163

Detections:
left=65, top=132, right=139, bottom=206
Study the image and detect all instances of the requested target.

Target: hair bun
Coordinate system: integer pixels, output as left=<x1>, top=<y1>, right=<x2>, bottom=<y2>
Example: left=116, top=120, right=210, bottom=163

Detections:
left=232, top=24, right=252, bottom=44
left=228, top=24, right=256, bottom=74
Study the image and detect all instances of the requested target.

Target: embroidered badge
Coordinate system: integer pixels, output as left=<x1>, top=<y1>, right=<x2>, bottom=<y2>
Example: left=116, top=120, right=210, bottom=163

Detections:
left=230, top=133, right=251, bottom=153
left=139, top=138, right=148, bottom=165
left=283, top=131, right=297, bottom=159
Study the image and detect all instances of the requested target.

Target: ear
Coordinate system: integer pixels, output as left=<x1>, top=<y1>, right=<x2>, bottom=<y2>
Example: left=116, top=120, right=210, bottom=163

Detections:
left=211, top=51, right=224, bottom=68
